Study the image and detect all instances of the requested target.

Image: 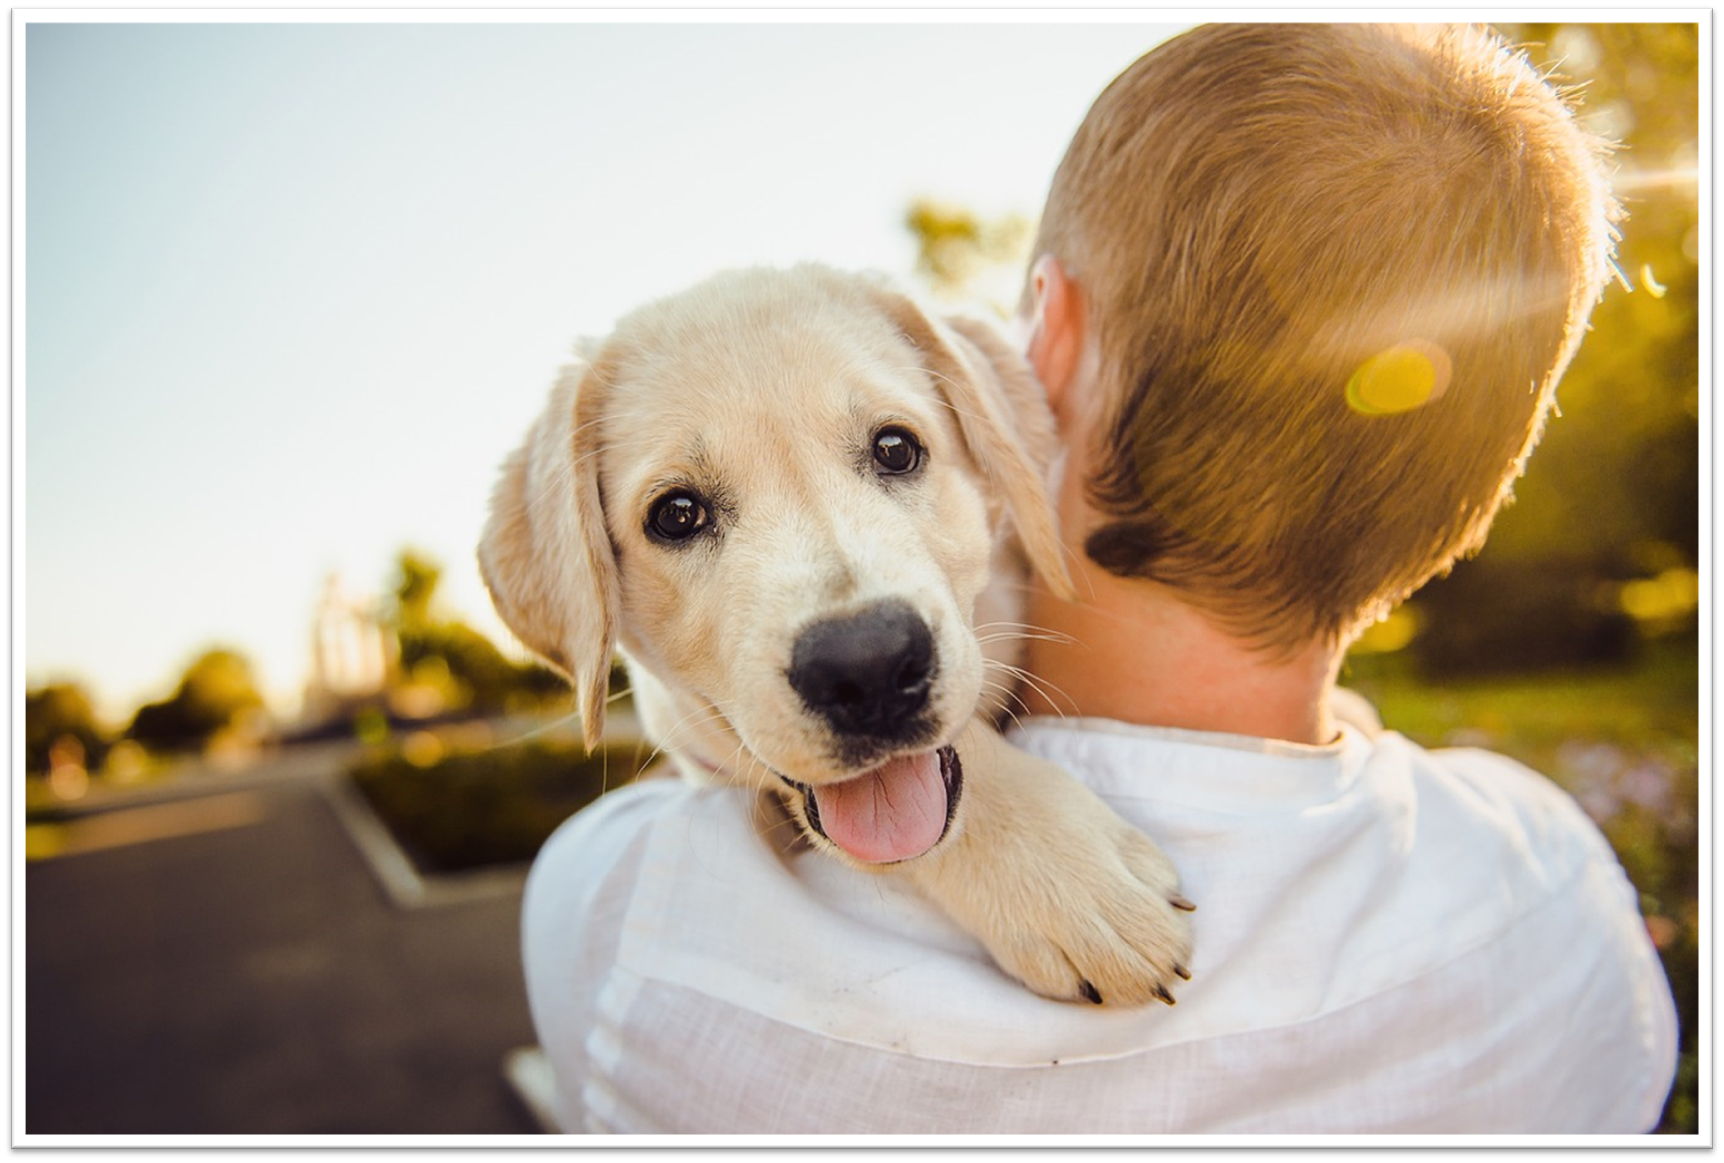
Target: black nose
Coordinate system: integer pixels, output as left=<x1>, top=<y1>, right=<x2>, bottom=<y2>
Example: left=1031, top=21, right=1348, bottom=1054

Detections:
left=787, top=601, right=935, bottom=739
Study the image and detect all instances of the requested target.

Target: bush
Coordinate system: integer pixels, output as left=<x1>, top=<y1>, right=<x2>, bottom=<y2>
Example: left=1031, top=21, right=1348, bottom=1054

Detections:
left=347, top=735, right=652, bottom=875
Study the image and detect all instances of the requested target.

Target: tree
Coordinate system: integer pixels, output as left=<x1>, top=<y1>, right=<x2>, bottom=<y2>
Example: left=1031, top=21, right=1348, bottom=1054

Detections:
left=25, top=682, right=107, bottom=774
left=394, top=549, right=441, bottom=635
left=904, top=198, right=1033, bottom=311
left=126, top=648, right=266, bottom=753
left=1490, top=23, right=1698, bottom=562
left=1407, top=24, right=1700, bottom=674
left=385, top=548, right=564, bottom=716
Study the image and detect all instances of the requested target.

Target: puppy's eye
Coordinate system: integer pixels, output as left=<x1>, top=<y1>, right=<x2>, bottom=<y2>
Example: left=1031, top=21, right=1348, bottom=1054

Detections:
left=872, top=427, right=923, bottom=476
left=646, top=491, right=710, bottom=543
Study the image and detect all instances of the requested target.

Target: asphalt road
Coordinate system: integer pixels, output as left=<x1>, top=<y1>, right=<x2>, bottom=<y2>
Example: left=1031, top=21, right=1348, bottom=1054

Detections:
left=24, top=752, right=545, bottom=1136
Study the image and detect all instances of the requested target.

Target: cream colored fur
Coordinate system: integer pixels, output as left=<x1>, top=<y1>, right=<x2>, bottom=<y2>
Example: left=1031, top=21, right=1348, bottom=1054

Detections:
left=480, top=264, right=1191, bottom=1006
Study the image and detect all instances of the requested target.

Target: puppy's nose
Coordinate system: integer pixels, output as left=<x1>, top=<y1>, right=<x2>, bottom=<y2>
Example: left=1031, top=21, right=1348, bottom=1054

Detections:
left=788, top=601, right=935, bottom=739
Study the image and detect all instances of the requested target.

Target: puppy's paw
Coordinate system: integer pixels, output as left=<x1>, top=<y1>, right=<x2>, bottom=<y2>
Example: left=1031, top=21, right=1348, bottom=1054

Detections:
left=904, top=722, right=1195, bottom=1007
left=985, top=815, right=1194, bottom=1007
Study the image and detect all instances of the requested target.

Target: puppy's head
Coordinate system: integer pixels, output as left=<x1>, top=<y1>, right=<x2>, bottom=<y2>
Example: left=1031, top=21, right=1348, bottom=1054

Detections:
left=480, top=265, right=1068, bottom=863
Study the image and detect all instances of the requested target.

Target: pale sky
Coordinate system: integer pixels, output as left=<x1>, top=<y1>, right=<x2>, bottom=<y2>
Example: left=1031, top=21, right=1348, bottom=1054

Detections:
left=22, top=15, right=1188, bottom=721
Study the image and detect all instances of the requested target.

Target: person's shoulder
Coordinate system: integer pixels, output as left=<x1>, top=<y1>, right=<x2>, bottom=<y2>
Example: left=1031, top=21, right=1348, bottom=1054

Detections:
left=525, top=775, right=733, bottom=927
left=540, top=773, right=686, bottom=848
left=1381, top=732, right=1678, bottom=1126
left=1391, top=732, right=1620, bottom=867
left=1374, top=729, right=1654, bottom=959
left=1332, top=687, right=1596, bottom=858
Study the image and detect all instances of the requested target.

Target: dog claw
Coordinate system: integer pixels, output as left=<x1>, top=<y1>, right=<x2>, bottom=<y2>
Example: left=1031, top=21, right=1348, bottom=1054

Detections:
left=1169, top=894, right=1197, bottom=912
left=1079, top=980, right=1103, bottom=1005
left=1154, top=984, right=1177, bottom=1006
left=1174, top=964, right=1191, bottom=981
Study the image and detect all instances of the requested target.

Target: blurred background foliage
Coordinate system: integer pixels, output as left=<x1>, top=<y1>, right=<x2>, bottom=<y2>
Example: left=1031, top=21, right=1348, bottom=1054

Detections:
left=25, top=682, right=107, bottom=775
left=348, top=738, right=648, bottom=876
left=125, top=649, right=267, bottom=755
left=905, top=198, right=1034, bottom=312
left=386, top=549, right=565, bottom=723
left=23, top=548, right=568, bottom=789
left=1406, top=22, right=1701, bottom=676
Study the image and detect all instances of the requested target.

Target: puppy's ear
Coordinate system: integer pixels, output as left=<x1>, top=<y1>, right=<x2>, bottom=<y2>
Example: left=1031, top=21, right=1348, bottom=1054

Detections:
left=478, top=358, right=620, bottom=749
left=871, top=289, right=1075, bottom=601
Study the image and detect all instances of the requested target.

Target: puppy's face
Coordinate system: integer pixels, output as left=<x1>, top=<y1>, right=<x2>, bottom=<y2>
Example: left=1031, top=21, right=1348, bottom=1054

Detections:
left=597, top=272, right=996, bottom=791
left=481, top=265, right=1068, bottom=865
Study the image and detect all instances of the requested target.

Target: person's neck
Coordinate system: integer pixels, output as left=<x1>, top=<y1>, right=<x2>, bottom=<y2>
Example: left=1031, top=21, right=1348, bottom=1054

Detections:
left=1019, top=560, right=1343, bottom=746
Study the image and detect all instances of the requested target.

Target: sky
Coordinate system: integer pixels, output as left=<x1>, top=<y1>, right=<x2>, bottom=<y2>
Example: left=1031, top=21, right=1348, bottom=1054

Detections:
left=21, top=15, right=1190, bottom=721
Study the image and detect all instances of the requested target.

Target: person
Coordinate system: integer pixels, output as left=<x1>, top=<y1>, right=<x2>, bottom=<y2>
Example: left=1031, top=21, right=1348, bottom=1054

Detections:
left=520, top=23, right=1678, bottom=1133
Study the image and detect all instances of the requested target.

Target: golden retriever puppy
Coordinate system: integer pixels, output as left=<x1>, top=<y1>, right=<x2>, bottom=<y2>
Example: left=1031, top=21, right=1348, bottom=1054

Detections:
left=480, top=264, right=1192, bottom=1005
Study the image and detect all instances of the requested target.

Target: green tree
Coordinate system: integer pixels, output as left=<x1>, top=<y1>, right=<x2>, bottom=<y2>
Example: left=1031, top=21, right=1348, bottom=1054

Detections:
left=1384, top=24, right=1701, bottom=674
left=1485, top=23, right=1699, bottom=565
left=394, top=548, right=441, bottom=635
left=905, top=198, right=1033, bottom=311
left=1370, top=27, right=1701, bottom=1134
left=385, top=548, right=563, bottom=715
left=126, top=648, right=265, bottom=753
left=25, top=682, right=107, bottom=774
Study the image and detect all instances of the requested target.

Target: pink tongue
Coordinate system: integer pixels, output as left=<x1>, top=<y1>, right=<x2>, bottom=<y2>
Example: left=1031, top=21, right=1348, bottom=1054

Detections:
left=812, top=751, right=947, bottom=864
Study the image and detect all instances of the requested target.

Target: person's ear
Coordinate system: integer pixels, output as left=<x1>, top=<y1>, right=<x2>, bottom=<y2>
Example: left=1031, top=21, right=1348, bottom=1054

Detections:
left=1022, top=255, right=1087, bottom=419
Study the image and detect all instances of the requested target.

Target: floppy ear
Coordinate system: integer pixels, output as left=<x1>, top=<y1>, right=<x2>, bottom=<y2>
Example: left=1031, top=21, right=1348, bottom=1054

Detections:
left=869, top=289, right=1075, bottom=601
left=478, top=358, right=620, bottom=749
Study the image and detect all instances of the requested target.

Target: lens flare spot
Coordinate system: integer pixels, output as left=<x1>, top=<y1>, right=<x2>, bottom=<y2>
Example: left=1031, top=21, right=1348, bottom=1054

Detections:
left=1619, top=567, right=1698, bottom=623
left=1346, top=342, right=1451, bottom=416
left=1351, top=605, right=1421, bottom=655
left=1639, top=263, right=1668, bottom=298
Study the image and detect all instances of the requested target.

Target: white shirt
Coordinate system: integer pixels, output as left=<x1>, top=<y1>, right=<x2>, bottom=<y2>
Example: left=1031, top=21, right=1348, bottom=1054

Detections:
left=521, top=715, right=1678, bottom=1136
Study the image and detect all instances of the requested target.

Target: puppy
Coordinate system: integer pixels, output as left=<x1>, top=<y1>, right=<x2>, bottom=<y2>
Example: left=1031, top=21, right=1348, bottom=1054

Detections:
left=481, top=264, right=1192, bottom=1005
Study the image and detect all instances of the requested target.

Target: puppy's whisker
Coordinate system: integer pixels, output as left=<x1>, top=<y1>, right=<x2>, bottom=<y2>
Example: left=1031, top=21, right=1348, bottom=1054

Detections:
left=904, top=369, right=990, bottom=425
left=633, top=739, right=673, bottom=774
left=985, top=658, right=1077, bottom=720
left=974, top=620, right=1078, bottom=647
left=755, top=810, right=809, bottom=848
left=976, top=631, right=1075, bottom=649
left=539, top=425, right=674, bottom=509
left=979, top=676, right=1034, bottom=730
left=717, top=739, right=762, bottom=787
left=986, top=692, right=1031, bottom=736
left=636, top=704, right=731, bottom=774
left=486, top=707, right=584, bottom=751
left=524, top=452, right=576, bottom=512
left=654, top=707, right=728, bottom=755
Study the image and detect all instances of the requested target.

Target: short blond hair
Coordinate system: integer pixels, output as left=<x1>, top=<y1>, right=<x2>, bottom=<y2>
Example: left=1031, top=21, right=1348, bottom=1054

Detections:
left=1033, top=23, right=1617, bottom=648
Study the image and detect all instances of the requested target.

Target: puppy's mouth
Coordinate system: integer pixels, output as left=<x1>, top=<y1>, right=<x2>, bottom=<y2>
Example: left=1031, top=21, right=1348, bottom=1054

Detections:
left=781, top=744, right=962, bottom=864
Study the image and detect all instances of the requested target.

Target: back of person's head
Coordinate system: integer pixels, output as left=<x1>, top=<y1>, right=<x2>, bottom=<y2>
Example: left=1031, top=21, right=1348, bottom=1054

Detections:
left=1031, top=23, right=1617, bottom=649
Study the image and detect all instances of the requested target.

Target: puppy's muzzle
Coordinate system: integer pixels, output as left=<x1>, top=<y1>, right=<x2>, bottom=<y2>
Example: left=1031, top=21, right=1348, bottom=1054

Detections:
left=786, top=600, right=936, bottom=743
